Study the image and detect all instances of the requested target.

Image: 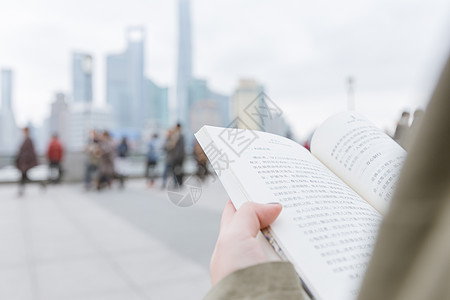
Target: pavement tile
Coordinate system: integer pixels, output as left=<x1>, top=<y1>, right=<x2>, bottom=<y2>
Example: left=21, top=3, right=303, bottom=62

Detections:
left=0, top=266, right=33, bottom=300
left=31, top=233, right=99, bottom=262
left=0, top=236, right=27, bottom=267
left=35, top=257, right=130, bottom=300
left=112, top=249, right=208, bottom=287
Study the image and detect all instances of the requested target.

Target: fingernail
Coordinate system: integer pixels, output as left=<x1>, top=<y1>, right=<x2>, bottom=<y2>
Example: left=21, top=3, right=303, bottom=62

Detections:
left=268, top=202, right=282, bottom=205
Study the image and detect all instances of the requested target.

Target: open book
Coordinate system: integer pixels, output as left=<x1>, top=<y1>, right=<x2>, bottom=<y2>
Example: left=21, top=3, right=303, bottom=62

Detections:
left=195, top=112, right=406, bottom=300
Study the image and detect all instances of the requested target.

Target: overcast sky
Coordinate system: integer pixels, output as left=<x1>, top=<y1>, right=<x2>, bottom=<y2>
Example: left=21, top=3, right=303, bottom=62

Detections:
left=1, top=0, right=449, bottom=139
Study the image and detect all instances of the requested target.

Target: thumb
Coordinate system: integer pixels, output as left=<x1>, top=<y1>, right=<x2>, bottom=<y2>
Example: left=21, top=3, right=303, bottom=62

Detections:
left=231, top=202, right=282, bottom=237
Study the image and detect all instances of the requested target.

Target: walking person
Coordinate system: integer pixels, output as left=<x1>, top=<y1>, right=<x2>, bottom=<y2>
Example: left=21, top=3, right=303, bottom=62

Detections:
left=146, top=134, right=160, bottom=187
left=46, top=133, right=64, bottom=183
left=169, top=124, right=185, bottom=186
left=115, top=136, right=129, bottom=189
left=161, top=129, right=174, bottom=188
left=97, top=131, right=115, bottom=190
left=15, top=127, right=38, bottom=196
left=194, top=140, right=209, bottom=181
left=84, top=130, right=100, bottom=190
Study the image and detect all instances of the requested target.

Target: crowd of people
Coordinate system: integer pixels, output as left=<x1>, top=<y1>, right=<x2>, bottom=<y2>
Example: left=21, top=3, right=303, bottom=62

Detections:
left=11, top=122, right=210, bottom=195
left=83, top=130, right=116, bottom=191
left=15, top=128, right=64, bottom=196
left=82, top=123, right=195, bottom=191
left=11, top=113, right=424, bottom=197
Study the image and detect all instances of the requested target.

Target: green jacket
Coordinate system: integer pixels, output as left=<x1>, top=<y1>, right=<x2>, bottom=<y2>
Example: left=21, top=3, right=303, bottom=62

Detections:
left=204, top=54, right=450, bottom=300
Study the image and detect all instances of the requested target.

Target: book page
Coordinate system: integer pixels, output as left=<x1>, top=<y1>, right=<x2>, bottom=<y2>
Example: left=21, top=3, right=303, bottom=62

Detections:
left=311, top=112, right=407, bottom=215
left=195, top=126, right=382, bottom=300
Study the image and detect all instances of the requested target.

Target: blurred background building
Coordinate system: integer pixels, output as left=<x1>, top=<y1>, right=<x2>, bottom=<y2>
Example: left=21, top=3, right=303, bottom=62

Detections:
left=176, top=0, right=193, bottom=129
left=231, top=79, right=264, bottom=130
left=49, top=92, right=69, bottom=145
left=72, top=52, right=93, bottom=103
left=107, top=27, right=169, bottom=141
left=0, top=69, right=19, bottom=155
left=107, top=27, right=145, bottom=133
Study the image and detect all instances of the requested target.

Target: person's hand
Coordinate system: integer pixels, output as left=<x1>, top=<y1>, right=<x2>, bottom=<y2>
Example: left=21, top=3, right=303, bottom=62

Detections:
left=210, top=200, right=283, bottom=286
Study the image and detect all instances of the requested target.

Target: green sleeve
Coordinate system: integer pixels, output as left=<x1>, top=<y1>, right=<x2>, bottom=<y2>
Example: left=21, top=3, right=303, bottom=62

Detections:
left=203, top=261, right=305, bottom=300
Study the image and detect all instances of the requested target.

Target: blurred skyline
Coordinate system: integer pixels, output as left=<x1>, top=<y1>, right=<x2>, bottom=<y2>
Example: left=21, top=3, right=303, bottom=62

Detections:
left=1, top=0, right=450, bottom=138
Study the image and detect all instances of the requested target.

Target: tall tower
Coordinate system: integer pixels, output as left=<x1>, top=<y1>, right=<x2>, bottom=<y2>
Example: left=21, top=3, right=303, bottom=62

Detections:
left=0, top=69, right=18, bottom=154
left=126, top=27, right=145, bottom=129
left=72, top=52, right=93, bottom=103
left=49, top=92, right=69, bottom=145
left=1, top=69, right=12, bottom=110
left=106, top=27, right=146, bottom=131
left=176, top=0, right=193, bottom=126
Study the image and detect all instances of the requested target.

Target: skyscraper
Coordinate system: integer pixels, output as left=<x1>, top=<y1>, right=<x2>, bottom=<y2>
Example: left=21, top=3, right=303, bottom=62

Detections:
left=72, top=52, right=93, bottom=103
left=49, top=92, right=69, bottom=145
left=144, top=79, right=169, bottom=129
left=0, top=69, right=18, bottom=154
left=176, top=0, right=193, bottom=126
left=232, top=79, right=289, bottom=137
left=231, top=79, right=264, bottom=130
left=67, top=103, right=112, bottom=151
left=188, top=78, right=230, bottom=130
left=107, top=27, right=145, bottom=132
left=1, top=69, right=12, bottom=110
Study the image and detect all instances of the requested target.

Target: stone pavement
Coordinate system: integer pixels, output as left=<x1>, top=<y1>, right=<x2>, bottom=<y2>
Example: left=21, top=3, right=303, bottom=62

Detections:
left=0, top=177, right=229, bottom=300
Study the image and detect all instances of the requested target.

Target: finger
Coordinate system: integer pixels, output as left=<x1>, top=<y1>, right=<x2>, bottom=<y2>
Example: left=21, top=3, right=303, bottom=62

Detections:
left=231, top=202, right=282, bottom=237
left=219, top=200, right=236, bottom=231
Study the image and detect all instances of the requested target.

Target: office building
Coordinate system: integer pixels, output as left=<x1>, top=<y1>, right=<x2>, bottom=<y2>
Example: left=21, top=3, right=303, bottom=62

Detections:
left=67, top=103, right=113, bottom=151
left=232, top=79, right=290, bottom=136
left=107, top=27, right=146, bottom=132
left=0, top=69, right=18, bottom=154
left=73, top=52, right=93, bottom=103
left=176, top=0, right=193, bottom=126
left=188, top=78, right=230, bottom=130
left=49, top=92, right=69, bottom=146
left=231, top=79, right=265, bottom=130
left=144, top=79, right=169, bottom=129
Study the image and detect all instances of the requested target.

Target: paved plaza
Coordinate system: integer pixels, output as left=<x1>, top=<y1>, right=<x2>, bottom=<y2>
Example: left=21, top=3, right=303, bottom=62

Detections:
left=0, top=177, right=228, bottom=300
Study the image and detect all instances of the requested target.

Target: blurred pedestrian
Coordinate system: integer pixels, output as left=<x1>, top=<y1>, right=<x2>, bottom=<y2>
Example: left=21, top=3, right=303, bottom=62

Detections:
left=194, top=140, right=209, bottom=181
left=117, top=136, right=129, bottom=158
left=15, top=127, right=38, bottom=196
left=115, top=136, right=129, bottom=189
left=84, top=130, right=101, bottom=190
left=393, top=111, right=410, bottom=148
left=169, top=123, right=185, bottom=186
left=97, top=131, right=115, bottom=190
left=161, top=129, right=174, bottom=188
left=46, top=133, right=64, bottom=183
left=146, top=133, right=160, bottom=187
